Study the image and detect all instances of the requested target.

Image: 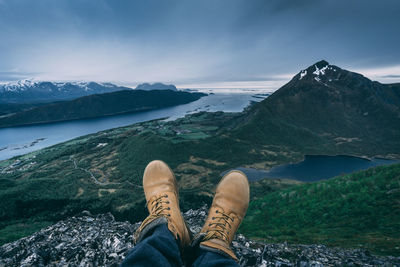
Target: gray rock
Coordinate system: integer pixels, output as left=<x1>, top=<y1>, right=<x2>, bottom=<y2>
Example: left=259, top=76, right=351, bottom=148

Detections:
left=0, top=205, right=399, bottom=266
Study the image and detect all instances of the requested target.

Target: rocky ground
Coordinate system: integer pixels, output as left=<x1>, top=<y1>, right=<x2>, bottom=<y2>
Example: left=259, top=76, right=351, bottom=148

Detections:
left=0, top=206, right=399, bottom=266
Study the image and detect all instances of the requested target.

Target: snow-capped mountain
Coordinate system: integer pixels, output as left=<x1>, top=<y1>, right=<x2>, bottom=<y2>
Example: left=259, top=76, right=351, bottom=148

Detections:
left=244, top=60, right=400, bottom=151
left=0, top=79, right=131, bottom=103
left=0, top=79, right=38, bottom=92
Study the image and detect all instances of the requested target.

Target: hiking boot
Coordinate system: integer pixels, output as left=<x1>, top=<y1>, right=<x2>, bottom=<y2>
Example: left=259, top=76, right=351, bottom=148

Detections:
left=135, top=160, right=191, bottom=249
left=193, top=170, right=250, bottom=261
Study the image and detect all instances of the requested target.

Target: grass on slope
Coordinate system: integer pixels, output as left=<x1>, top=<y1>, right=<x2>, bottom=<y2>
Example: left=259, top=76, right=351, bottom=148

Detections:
left=240, top=163, right=400, bottom=256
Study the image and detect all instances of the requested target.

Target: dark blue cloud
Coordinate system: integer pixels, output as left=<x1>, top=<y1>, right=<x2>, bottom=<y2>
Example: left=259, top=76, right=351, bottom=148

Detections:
left=0, top=0, right=399, bottom=86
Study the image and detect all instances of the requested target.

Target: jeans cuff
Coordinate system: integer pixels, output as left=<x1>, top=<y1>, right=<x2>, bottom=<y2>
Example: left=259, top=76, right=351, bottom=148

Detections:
left=135, top=217, right=168, bottom=244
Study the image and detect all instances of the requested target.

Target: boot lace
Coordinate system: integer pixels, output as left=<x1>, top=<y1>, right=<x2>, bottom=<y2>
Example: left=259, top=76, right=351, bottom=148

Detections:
left=203, top=209, right=234, bottom=242
left=137, top=194, right=171, bottom=233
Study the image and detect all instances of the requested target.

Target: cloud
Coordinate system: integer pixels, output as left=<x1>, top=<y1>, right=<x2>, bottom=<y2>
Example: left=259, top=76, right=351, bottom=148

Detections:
left=353, top=65, right=400, bottom=84
left=381, top=75, right=400, bottom=79
left=0, top=0, right=399, bottom=86
left=0, top=70, right=39, bottom=81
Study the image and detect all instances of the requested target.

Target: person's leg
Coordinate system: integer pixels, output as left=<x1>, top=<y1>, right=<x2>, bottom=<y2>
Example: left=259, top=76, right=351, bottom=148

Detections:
left=121, top=221, right=182, bottom=267
left=190, top=170, right=249, bottom=267
left=191, top=247, right=238, bottom=267
left=120, top=160, right=192, bottom=267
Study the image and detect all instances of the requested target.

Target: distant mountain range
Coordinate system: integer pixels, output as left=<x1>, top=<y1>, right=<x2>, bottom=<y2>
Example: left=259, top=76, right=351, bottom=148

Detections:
left=0, top=80, right=186, bottom=117
left=135, top=82, right=177, bottom=91
left=0, top=80, right=130, bottom=104
left=0, top=90, right=205, bottom=128
left=0, top=80, right=182, bottom=104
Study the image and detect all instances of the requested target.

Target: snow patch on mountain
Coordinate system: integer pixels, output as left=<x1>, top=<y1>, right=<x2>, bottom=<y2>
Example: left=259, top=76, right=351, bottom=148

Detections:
left=313, top=65, right=329, bottom=76
left=297, top=61, right=340, bottom=81
left=0, top=79, right=38, bottom=92
left=299, top=70, right=307, bottom=80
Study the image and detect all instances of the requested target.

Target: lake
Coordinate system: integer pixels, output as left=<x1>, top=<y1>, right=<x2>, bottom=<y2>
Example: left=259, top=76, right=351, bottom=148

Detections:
left=0, top=93, right=264, bottom=161
left=226, top=155, right=398, bottom=182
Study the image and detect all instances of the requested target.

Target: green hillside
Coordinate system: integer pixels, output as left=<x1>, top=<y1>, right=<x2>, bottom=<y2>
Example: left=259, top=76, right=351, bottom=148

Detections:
left=241, top=163, right=400, bottom=255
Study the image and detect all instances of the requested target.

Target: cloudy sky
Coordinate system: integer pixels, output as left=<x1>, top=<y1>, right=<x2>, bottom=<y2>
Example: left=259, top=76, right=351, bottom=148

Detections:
left=0, top=0, right=399, bottom=90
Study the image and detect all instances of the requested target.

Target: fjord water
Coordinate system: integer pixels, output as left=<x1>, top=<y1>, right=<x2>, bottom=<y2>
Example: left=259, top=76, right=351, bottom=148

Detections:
left=0, top=93, right=261, bottom=160
left=232, top=155, right=398, bottom=182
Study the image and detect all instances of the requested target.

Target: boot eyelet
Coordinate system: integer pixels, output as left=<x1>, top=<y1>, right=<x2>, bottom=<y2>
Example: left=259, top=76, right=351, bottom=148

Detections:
left=167, top=207, right=171, bottom=210
left=216, top=210, right=219, bottom=213
left=212, top=217, right=215, bottom=219
left=208, top=224, right=211, bottom=226
left=167, top=201, right=170, bottom=204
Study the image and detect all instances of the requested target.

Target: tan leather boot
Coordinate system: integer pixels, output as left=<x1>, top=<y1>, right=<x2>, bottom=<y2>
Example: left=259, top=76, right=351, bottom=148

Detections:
left=135, top=160, right=191, bottom=249
left=194, top=170, right=250, bottom=261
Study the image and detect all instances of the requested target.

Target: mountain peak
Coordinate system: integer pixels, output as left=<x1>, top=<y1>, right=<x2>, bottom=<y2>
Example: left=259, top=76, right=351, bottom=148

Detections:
left=297, top=60, right=341, bottom=82
left=314, top=60, right=330, bottom=68
left=305, top=60, right=331, bottom=74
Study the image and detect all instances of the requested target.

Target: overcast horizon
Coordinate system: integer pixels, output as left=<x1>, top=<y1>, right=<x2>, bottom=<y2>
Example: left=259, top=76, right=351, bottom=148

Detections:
left=1, top=0, right=399, bottom=90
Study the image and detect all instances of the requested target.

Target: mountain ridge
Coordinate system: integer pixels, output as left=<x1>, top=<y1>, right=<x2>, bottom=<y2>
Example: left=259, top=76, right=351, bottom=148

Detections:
left=0, top=90, right=205, bottom=128
left=0, top=80, right=130, bottom=104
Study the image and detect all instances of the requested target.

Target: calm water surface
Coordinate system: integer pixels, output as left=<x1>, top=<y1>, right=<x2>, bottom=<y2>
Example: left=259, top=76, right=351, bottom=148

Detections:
left=0, top=93, right=262, bottom=160
left=228, top=155, right=398, bottom=182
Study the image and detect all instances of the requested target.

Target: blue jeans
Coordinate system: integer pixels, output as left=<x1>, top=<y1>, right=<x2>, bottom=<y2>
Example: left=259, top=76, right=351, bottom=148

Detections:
left=120, top=223, right=238, bottom=267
